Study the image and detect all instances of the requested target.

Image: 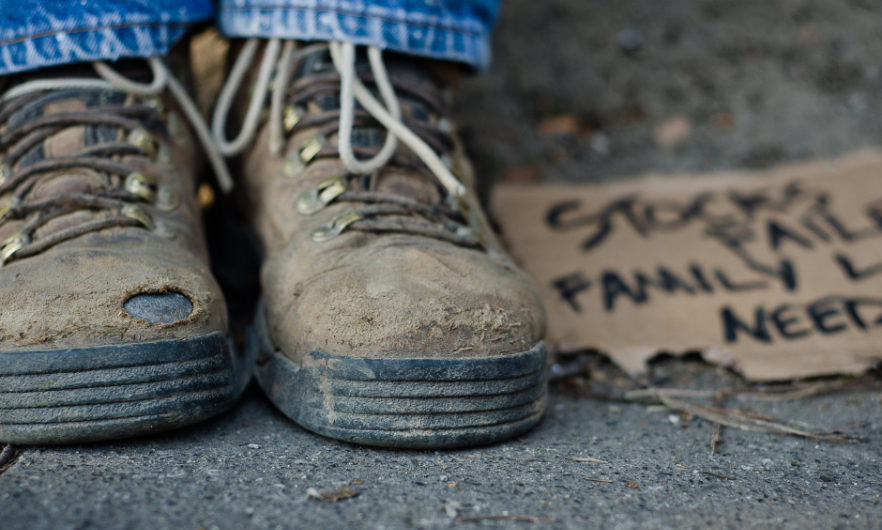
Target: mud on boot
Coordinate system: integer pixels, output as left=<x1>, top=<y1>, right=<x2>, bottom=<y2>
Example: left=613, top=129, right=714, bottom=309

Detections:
left=216, top=40, right=547, bottom=449
left=0, top=59, right=250, bottom=444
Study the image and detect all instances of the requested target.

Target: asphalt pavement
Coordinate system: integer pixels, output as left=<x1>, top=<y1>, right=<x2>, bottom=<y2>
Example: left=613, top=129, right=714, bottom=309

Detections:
left=1, top=380, right=879, bottom=530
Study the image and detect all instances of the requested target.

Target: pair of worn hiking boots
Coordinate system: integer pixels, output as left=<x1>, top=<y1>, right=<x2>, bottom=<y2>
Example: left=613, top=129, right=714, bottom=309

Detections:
left=0, top=40, right=546, bottom=449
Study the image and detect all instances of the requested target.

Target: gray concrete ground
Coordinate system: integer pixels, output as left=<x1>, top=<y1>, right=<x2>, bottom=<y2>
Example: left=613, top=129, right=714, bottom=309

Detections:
left=1, top=383, right=880, bottom=530
left=3, top=1, right=882, bottom=529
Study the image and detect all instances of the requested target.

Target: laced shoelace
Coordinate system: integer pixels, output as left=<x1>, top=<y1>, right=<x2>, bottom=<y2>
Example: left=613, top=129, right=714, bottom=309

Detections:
left=0, top=58, right=231, bottom=266
left=212, top=38, right=480, bottom=248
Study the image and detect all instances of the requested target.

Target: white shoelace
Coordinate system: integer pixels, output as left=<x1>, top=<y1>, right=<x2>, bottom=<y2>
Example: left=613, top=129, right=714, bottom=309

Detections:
left=0, top=58, right=234, bottom=193
left=211, top=38, right=466, bottom=198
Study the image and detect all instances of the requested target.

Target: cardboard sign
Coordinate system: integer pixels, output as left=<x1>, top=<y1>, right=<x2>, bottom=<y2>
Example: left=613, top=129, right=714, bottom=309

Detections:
left=492, top=151, right=882, bottom=381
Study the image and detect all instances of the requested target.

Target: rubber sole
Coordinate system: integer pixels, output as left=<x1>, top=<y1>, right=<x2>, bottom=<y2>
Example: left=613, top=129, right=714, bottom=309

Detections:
left=251, top=306, right=547, bottom=449
left=0, top=331, right=251, bottom=445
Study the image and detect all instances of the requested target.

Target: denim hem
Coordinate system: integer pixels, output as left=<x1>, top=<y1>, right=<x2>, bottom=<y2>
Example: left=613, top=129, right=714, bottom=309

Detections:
left=0, top=25, right=193, bottom=76
left=0, top=0, right=215, bottom=76
left=218, top=5, right=492, bottom=70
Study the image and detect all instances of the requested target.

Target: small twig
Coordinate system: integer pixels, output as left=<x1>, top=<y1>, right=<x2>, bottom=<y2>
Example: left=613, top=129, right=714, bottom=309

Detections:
left=624, top=479, right=638, bottom=489
left=655, top=391, right=859, bottom=441
left=711, top=388, right=725, bottom=456
left=625, top=379, right=882, bottom=404
left=831, top=421, right=869, bottom=434
left=711, top=423, right=722, bottom=456
left=584, top=477, right=613, bottom=483
left=700, top=471, right=735, bottom=480
left=736, top=380, right=882, bottom=402
left=625, top=388, right=717, bottom=400
left=736, top=383, right=827, bottom=401
left=457, top=515, right=554, bottom=524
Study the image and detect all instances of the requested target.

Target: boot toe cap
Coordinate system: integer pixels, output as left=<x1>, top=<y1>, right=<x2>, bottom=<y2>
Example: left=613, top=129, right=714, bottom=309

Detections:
left=265, top=236, right=546, bottom=359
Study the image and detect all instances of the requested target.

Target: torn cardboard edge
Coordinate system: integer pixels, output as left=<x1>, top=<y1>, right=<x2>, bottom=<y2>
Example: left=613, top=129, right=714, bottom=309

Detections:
left=551, top=343, right=880, bottom=382
left=492, top=150, right=882, bottom=382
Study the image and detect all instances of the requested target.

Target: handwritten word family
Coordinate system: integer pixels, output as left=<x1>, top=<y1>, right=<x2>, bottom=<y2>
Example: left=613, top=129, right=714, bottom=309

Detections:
left=547, top=179, right=882, bottom=345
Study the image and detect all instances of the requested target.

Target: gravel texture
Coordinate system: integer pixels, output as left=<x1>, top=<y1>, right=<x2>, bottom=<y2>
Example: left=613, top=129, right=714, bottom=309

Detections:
left=1, top=385, right=879, bottom=530
left=3, top=1, right=882, bottom=529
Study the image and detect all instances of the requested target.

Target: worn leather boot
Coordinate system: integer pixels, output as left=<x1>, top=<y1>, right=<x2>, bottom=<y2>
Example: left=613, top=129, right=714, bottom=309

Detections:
left=215, top=40, right=546, bottom=448
left=0, top=59, right=250, bottom=444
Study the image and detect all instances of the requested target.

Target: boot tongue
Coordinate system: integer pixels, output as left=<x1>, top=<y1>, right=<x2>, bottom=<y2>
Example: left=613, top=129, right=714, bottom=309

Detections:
left=6, top=60, right=155, bottom=175
left=8, top=89, right=127, bottom=174
left=6, top=90, right=123, bottom=212
left=1, top=65, right=139, bottom=240
left=375, top=169, right=441, bottom=205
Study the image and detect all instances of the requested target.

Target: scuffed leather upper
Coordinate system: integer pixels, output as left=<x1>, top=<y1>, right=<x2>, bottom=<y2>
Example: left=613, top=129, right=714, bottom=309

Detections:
left=0, top=73, right=227, bottom=352
left=239, top=49, right=546, bottom=360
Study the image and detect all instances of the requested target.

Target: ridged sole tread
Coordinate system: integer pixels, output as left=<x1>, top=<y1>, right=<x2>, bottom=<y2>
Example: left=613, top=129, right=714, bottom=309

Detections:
left=0, top=332, right=251, bottom=444
left=251, top=307, right=547, bottom=449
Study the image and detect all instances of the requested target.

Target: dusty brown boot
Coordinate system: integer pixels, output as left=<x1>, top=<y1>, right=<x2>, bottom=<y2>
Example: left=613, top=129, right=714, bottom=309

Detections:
left=217, top=41, right=546, bottom=448
left=0, top=59, right=250, bottom=444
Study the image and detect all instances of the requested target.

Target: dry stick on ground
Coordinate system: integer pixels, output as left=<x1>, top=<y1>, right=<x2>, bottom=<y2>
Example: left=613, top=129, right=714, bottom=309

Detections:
left=735, top=379, right=882, bottom=401
left=711, top=388, right=725, bottom=456
left=560, top=357, right=875, bottom=441
left=625, top=388, right=718, bottom=400
left=651, top=390, right=859, bottom=441
left=624, top=379, right=882, bottom=403
left=710, top=417, right=723, bottom=455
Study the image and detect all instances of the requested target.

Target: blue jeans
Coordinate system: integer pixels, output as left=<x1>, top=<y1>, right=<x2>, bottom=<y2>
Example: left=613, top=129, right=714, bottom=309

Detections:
left=0, top=0, right=500, bottom=76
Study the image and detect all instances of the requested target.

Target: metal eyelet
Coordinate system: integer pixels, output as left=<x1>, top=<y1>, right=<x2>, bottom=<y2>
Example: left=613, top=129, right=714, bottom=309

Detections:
left=296, top=174, right=347, bottom=215
left=447, top=193, right=470, bottom=220
left=153, top=218, right=177, bottom=239
left=0, top=233, right=26, bottom=266
left=124, top=172, right=158, bottom=203
left=127, top=128, right=158, bottom=157
left=157, top=144, right=176, bottom=167
left=437, top=117, right=453, bottom=134
left=283, top=153, right=304, bottom=178
left=142, top=96, right=166, bottom=117
left=122, top=204, right=155, bottom=230
left=155, top=184, right=180, bottom=212
left=142, top=96, right=185, bottom=138
left=310, top=210, right=363, bottom=243
left=166, top=111, right=185, bottom=139
left=299, top=134, right=324, bottom=163
left=456, top=226, right=485, bottom=250
left=124, top=172, right=178, bottom=212
left=283, top=105, right=301, bottom=131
